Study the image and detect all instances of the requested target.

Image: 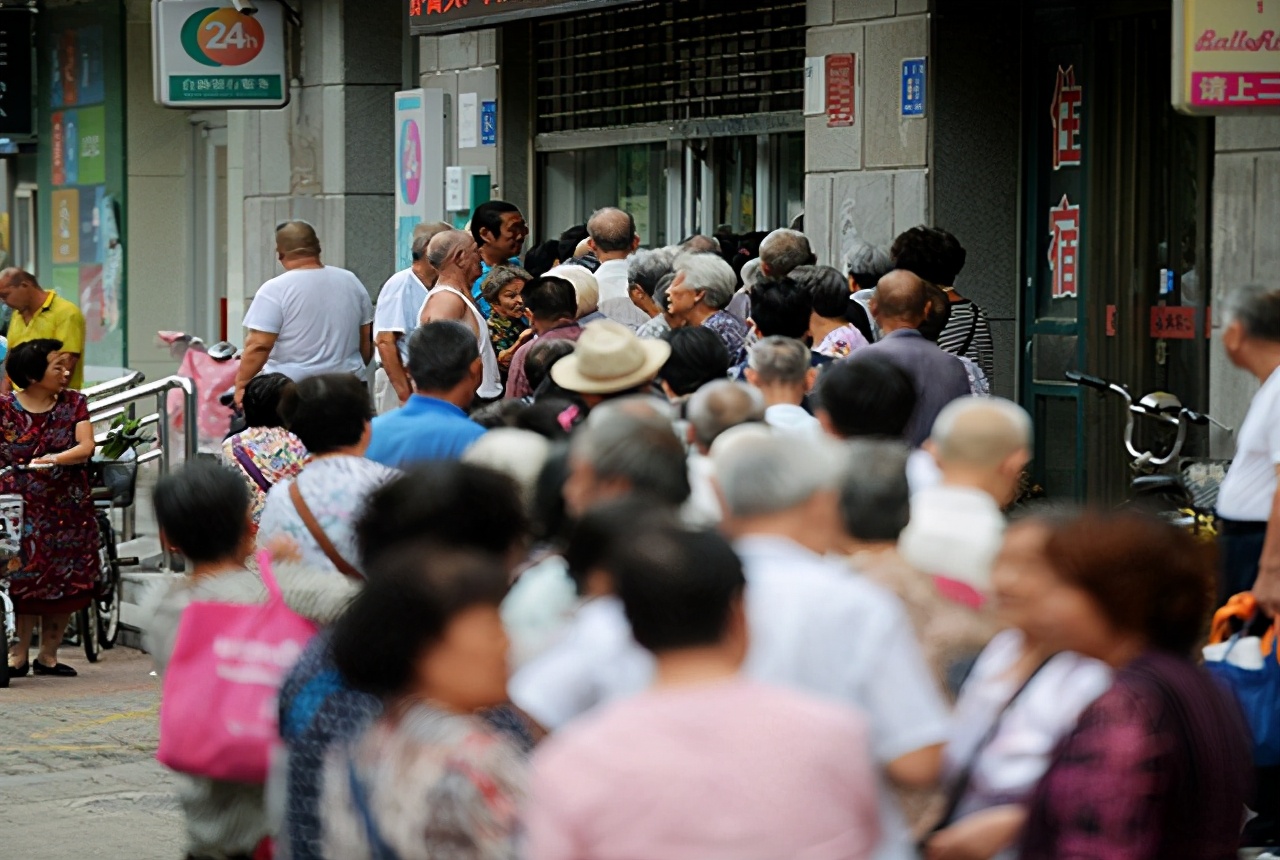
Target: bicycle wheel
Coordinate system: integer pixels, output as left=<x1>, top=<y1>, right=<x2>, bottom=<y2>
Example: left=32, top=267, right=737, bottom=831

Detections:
left=95, top=515, right=122, bottom=648
left=80, top=606, right=100, bottom=663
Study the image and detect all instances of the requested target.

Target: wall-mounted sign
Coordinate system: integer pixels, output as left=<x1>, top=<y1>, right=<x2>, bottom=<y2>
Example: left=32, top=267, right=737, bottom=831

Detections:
left=152, top=0, right=289, bottom=108
left=1150, top=305, right=1197, bottom=340
left=1048, top=194, right=1080, bottom=300
left=825, top=54, right=856, bottom=128
left=1174, top=0, right=1280, bottom=115
left=393, top=88, right=446, bottom=269
left=409, top=0, right=642, bottom=36
left=901, top=57, right=925, bottom=118
left=481, top=100, right=497, bottom=146
left=0, top=10, right=34, bottom=138
left=1050, top=65, right=1082, bottom=170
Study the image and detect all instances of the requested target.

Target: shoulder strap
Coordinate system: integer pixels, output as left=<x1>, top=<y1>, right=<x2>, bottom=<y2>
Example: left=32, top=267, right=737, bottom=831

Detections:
left=255, top=549, right=283, bottom=601
left=347, top=760, right=401, bottom=860
left=288, top=480, right=363, bottom=580
left=231, top=442, right=274, bottom=493
left=958, top=304, right=981, bottom=357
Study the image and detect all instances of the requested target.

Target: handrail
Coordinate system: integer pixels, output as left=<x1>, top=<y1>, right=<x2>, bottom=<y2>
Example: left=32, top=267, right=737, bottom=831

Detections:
left=82, top=371, right=146, bottom=401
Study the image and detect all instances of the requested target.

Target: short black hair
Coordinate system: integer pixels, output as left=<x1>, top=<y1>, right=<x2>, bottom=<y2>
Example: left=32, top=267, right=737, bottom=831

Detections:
left=660, top=327, right=730, bottom=396
left=277, top=373, right=373, bottom=455
left=331, top=545, right=509, bottom=698
left=563, top=497, right=680, bottom=595
left=153, top=460, right=251, bottom=564
left=407, top=321, right=479, bottom=393
left=523, top=276, right=578, bottom=322
left=524, top=339, right=576, bottom=393
left=523, top=240, right=561, bottom=279
left=242, top=373, right=294, bottom=429
left=354, top=462, right=528, bottom=569
left=817, top=354, right=917, bottom=439
left=5, top=338, right=62, bottom=388
left=558, top=225, right=588, bottom=263
left=800, top=266, right=852, bottom=319
left=892, top=226, right=967, bottom=286
left=919, top=283, right=952, bottom=342
left=471, top=200, right=520, bottom=247
left=611, top=525, right=745, bottom=653
left=750, top=278, right=812, bottom=339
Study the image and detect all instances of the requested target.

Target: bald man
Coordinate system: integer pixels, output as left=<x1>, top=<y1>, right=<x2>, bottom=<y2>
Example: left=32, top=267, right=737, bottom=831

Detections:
left=374, top=221, right=452, bottom=412
left=588, top=207, right=647, bottom=329
left=850, top=269, right=971, bottom=446
left=0, top=268, right=86, bottom=391
left=899, top=397, right=1031, bottom=599
left=235, top=221, right=374, bottom=406
left=419, top=229, right=503, bottom=401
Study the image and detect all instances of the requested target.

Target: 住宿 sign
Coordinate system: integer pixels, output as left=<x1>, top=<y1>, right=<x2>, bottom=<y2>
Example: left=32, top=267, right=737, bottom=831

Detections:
left=153, top=0, right=288, bottom=108
left=1174, top=0, right=1280, bottom=115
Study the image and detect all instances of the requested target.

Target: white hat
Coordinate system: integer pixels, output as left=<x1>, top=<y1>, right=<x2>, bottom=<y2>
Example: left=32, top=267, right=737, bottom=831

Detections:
left=550, top=320, right=671, bottom=395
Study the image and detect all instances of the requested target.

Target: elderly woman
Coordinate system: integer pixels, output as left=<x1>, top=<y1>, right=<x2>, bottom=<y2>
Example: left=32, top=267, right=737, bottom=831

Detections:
left=801, top=265, right=870, bottom=358
left=256, top=373, right=397, bottom=578
left=2, top=339, right=99, bottom=678
left=666, top=252, right=747, bottom=359
left=846, top=241, right=893, bottom=342
left=481, top=265, right=533, bottom=378
left=1015, top=513, right=1250, bottom=860
left=221, top=372, right=308, bottom=528
left=321, top=547, right=527, bottom=858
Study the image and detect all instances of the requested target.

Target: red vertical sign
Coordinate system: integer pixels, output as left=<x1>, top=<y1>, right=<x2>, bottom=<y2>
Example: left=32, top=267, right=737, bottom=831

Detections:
left=1048, top=194, right=1080, bottom=300
left=1050, top=66, right=1083, bottom=170
left=826, top=54, right=856, bottom=128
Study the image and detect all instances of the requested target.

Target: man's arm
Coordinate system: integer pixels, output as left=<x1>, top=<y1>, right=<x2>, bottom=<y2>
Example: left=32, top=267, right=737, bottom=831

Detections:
left=234, top=328, right=278, bottom=407
left=359, top=322, right=373, bottom=366
left=375, top=332, right=412, bottom=404
left=1253, top=467, right=1280, bottom=616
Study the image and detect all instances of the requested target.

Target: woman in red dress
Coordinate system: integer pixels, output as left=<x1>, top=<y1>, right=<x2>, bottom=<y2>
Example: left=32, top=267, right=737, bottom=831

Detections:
left=2, top=338, right=99, bottom=678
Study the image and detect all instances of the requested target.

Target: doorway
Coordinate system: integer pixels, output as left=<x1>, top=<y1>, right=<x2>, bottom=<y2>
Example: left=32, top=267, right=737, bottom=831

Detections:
left=191, top=122, right=228, bottom=342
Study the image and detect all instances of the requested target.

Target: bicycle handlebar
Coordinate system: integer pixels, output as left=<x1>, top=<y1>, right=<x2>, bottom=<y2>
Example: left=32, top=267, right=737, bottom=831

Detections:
left=1064, top=370, right=1111, bottom=392
left=0, top=463, right=60, bottom=479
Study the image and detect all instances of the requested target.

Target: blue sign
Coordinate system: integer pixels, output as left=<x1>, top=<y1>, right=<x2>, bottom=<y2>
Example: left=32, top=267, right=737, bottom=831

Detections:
left=481, top=100, right=497, bottom=146
left=901, top=58, right=926, bottom=118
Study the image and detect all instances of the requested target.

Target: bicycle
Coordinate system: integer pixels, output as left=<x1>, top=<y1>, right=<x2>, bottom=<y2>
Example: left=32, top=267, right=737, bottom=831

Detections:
left=1065, top=370, right=1232, bottom=532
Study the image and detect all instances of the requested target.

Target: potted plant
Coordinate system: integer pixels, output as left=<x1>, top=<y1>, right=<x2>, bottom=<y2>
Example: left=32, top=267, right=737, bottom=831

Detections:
left=93, top=416, right=154, bottom=507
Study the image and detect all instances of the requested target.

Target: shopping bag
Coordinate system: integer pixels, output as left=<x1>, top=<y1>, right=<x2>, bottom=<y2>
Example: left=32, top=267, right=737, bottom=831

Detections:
left=156, top=550, right=317, bottom=783
left=1205, top=592, right=1280, bottom=767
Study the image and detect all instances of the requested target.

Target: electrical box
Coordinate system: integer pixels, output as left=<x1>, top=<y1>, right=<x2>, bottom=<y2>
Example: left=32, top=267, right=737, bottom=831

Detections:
left=445, top=166, right=489, bottom=212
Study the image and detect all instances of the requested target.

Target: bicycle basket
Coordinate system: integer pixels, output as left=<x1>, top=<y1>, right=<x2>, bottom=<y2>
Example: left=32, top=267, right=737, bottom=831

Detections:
left=90, top=459, right=139, bottom=508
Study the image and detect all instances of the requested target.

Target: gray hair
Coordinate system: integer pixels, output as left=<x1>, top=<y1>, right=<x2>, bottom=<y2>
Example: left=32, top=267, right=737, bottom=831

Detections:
left=463, top=428, right=550, bottom=514
left=686, top=380, right=766, bottom=450
left=411, top=221, right=453, bottom=260
left=628, top=248, right=676, bottom=297
left=713, top=431, right=844, bottom=517
left=426, top=229, right=473, bottom=270
left=1224, top=282, right=1280, bottom=341
left=931, top=396, right=1033, bottom=467
left=653, top=272, right=677, bottom=312
left=480, top=265, right=532, bottom=304
left=740, top=258, right=763, bottom=290
left=674, top=253, right=736, bottom=310
left=679, top=235, right=720, bottom=255
left=845, top=241, right=894, bottom=279
left=570, top=401, right=690, bottom=506
left=759, top=228, right=813, bottom=278
left=839, top=439, right=910, bottom=542
left=747, top=336, right=811, bottom=385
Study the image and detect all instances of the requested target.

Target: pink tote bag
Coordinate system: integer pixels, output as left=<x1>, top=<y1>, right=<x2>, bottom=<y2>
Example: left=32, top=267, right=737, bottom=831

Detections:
left=157, top=551, right=318, bottom=784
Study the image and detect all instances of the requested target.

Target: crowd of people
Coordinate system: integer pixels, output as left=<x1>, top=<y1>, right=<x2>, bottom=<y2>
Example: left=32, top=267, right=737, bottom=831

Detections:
left=1, top=200, right=1274, bottom=860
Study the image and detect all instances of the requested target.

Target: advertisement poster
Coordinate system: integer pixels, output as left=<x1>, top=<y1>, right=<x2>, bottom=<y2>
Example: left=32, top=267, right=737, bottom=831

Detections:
left=1174, top=0, right=1280, bottom=114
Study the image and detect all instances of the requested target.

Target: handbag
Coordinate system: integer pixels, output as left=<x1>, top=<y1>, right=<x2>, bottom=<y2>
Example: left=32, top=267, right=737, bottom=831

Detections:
left=156, top=550, right=318, bottom=783
left=1204, top=592, right=1280, bottom=766
left=231, top=441, right=274, bottom=494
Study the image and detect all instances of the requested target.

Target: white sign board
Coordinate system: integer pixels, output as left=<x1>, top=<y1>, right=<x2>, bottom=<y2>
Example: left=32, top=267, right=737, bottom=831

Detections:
left=153, top=0, right=289, bottom=108
left=458, top=92, right=478, bottom=149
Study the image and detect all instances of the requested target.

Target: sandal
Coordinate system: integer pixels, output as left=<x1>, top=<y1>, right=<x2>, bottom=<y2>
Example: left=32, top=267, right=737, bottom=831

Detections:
left=7, top=661, right=29, bottom=678
left=32, top=660, right=77, bottom=677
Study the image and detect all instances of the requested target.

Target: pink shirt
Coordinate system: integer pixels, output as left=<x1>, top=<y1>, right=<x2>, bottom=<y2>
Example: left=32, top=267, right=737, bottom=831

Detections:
left=525, top=679, right=881, bottom=860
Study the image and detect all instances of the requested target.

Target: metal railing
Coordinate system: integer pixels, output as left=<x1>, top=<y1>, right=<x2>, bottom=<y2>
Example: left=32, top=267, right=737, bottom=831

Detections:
left=87, top=375, right=198, bottom=571
left=82, top=371, right=146, bottom=401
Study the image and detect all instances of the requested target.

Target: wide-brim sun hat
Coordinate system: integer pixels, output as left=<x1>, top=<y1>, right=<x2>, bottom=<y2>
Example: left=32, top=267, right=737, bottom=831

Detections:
left=550, top=320, right=671, bottom=395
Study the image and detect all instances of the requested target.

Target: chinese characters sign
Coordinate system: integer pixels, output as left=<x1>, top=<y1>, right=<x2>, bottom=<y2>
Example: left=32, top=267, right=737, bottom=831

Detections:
left=1048, top=195, right=1080, bottom=300
left=901, top=58, right=925, bottom=118
left=825, top=54, right=855, bottom=128
left=152, top=0, right=288, bottom=108
left=409, top=0, right=642, bottom=36
left=1050, top=66, right=1082, bottom=170
left=1150, top=306, right=1198, bottom=340
left=1174, top=0, right=1280, bottom=114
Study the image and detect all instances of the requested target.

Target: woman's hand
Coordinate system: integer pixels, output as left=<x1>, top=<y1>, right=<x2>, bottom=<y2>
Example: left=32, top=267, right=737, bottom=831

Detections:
left=925, top=806, right=1025, bottom=860
left=30, top=454, right=59, bottom=466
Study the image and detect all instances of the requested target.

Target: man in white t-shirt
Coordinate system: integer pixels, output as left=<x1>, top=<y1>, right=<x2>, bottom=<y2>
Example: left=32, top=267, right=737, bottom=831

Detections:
left=1217, top=283, right=1280, bottom=611
left=235, top=221, right=374, bottom=406
left=372, top=221, right=451, bottom=413
left=419, top=229, right=504, bottom=402
left=713, top=431, right=950, bottom=860
left=588, top=207, right=648, bottom=329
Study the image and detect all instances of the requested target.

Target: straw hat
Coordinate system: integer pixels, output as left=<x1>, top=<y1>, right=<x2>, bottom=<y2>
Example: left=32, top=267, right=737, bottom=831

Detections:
left=550, top=320, right=671, bottom=395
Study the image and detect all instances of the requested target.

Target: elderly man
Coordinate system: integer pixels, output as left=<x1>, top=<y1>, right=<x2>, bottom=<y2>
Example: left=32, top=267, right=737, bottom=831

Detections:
left=849, top=269, right=970, bottom=447
left=759, top=228, right=815, bottom=280
left=420, top=229, right=504, bottom=402
left=714, top=432, right=949, bottom=860
left=627, top=247, right=675, bottom=327
left=235, top=221, right=373, bottom=406
left=683, top=380, right=766, bottom=526
left=505, top=275, right=585, bottom=399
left=667, top=253, right=746, bottom=359
left=587, top=207, right=648, bottom=329
left=469, top=200, right=529, bottom=317
left=0, top=268, right=86, bottom=391
left=899, top=397, right=1031, bottom=602
left=1218, top=283, right=1280, bottom=612
left=373, top=221, right=452, bottom=413
left=365, top=321, right=487, bottom=469
left=744, top=336, right=820, bottom=437
left=548, top=320, right=671, bottom=410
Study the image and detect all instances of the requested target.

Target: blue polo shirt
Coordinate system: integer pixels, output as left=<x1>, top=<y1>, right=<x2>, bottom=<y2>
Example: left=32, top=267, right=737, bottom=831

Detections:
left=365, top=395, right=486, bottom=468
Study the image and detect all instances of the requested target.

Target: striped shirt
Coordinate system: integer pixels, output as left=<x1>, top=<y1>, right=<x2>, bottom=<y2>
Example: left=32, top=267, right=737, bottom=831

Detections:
left=938, top=298, right=995, bottom=383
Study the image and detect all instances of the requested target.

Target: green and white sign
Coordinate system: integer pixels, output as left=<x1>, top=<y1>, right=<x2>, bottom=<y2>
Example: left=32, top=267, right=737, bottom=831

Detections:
left=152, top=0, right=288, bottom=108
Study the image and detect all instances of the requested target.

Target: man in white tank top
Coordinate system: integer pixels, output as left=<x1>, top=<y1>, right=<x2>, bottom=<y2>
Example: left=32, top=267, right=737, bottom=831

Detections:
left=418, top=230, right=504, bottom=401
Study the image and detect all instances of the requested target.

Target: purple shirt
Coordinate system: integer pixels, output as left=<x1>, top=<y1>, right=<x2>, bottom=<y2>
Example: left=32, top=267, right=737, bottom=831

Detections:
left=702, top=310, right=747, bottom=360
left=505, top=321, right=584, bottom=399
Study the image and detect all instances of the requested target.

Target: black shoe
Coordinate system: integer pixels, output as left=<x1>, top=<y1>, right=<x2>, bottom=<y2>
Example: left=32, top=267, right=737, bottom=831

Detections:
left=7, top=661, right=29, bottom=678
left=31, top=660, right=76, bottom=677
